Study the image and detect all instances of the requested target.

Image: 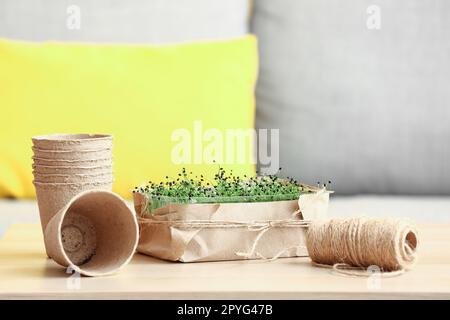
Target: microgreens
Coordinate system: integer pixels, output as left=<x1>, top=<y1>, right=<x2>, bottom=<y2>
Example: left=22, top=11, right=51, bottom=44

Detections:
left=134, top=167, right=320, bottom=212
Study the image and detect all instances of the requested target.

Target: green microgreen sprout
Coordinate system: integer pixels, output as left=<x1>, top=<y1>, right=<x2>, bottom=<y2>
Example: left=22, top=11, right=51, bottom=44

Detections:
left=133, top=167, right=323, bottom=213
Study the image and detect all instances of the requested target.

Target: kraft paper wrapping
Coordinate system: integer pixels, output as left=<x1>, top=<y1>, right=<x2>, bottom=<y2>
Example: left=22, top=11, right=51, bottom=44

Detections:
left=134, top=188, right=330, bottom=262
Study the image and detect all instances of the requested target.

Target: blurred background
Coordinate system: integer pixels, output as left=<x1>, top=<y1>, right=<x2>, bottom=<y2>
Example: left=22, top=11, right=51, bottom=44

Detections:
left=1, top=0, right=450, bottom=235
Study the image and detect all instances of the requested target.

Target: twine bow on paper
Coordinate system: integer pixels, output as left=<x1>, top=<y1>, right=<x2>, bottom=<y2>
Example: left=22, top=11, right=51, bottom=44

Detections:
left=138, top=217, right=311, bottom=261
left=235, top=219, right=310, bottom=260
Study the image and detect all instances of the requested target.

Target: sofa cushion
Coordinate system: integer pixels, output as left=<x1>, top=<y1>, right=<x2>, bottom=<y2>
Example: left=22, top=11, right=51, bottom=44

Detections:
left=251, top=0, right=450, bottom=195
left=0, top=36, right=258, bottom=199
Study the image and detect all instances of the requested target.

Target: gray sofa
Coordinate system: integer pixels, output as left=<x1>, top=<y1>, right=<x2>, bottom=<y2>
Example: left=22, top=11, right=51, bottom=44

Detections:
left=252, top=0, right=450, bottom=195
left=1, top=0, right=449, bottom=236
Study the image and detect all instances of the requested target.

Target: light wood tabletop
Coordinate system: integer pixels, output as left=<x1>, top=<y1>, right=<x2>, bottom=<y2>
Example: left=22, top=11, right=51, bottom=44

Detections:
left=1, top=223, right=449, bottom=299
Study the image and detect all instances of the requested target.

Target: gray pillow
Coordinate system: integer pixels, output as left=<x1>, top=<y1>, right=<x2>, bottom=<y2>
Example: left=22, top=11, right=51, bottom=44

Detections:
left=251, top=0, right=450, bottom=195
left=0, top=0, right=249, bottom=43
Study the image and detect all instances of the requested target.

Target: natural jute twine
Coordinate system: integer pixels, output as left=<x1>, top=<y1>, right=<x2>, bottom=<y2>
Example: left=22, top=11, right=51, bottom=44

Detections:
left=306, top=217, right=418, bottom=276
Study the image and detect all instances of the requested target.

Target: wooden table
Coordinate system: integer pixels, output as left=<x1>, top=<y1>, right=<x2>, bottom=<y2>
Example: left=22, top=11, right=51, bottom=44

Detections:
left=1, top=224, right=449, bottom=299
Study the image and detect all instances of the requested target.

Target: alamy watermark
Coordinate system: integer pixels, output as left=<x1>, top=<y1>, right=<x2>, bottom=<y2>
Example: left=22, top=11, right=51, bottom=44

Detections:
left=366, top=5, right=381, bottom=30
left=66, top=265, right=81, bottom=290
left=66, top=5, right=81, bottom=30
left=366, top=265, right=382, bottom=290
left=171, top=121, right=280, bottom=175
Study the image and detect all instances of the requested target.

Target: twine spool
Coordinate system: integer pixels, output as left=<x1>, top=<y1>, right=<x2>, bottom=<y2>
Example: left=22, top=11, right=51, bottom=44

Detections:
left=306, top=218, right=418, bottom=276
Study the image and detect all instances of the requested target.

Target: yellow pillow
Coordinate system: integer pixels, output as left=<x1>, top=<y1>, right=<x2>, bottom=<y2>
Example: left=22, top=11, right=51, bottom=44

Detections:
left=0, top=36, right=258, bottom=199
